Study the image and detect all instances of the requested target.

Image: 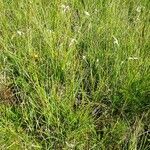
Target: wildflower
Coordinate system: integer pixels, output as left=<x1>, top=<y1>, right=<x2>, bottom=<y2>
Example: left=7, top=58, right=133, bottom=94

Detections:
left=121, top=61, right=124, bottom=65
left=84, top=11, right=90, bottom=16
left=69, top=38, right=77, bottom=47
left=96, top=59, right=99, bottom=63
left=61, top=4, right=70, bottom=13
left=33, top=54, right=39, bottom=59
left=17, top=30, right=24, bottom=36
left=128, top=57, right=139, bottom=60
left=113, top=36, right=119, bottom=46
left=82, top=55, right=86, bottom=60
left=30, top=52, right=39, bottom=61
left=46, top=29, right=52, bottom=34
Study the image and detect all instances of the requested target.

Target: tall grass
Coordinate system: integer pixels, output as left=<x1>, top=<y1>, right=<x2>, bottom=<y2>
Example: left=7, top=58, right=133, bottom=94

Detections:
left=0, top=0, right=150, bottom=149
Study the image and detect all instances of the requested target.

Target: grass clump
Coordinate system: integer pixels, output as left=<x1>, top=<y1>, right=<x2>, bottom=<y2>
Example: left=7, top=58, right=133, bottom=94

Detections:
left=0, top=0, right=150, bottom=149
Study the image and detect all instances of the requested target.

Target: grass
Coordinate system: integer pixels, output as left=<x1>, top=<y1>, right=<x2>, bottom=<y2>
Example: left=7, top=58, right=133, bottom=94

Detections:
left=0, top=0, right=150, bottom=149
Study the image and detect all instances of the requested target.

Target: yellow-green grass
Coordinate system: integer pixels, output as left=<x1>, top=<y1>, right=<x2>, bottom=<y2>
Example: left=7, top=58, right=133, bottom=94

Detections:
left=0, top=0, right=150, bottom=149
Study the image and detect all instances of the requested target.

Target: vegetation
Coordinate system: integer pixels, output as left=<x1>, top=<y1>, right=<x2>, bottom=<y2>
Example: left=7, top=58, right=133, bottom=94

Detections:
left=0, top=0, right=150, bottom=149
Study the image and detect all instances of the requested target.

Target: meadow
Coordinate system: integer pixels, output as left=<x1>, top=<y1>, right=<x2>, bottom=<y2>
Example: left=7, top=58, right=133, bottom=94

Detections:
left=0, top=0, right=150, bottom=149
